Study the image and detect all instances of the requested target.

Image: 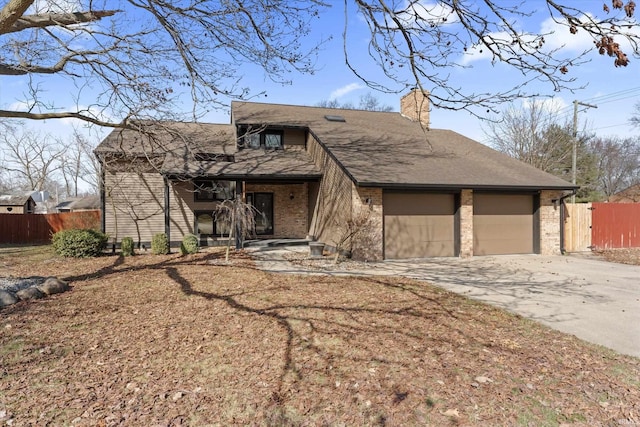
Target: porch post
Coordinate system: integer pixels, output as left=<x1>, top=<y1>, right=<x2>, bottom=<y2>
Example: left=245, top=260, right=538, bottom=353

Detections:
left=164, top=176, right=171, bottom=247
left=235, top=180, right=243, bottom=250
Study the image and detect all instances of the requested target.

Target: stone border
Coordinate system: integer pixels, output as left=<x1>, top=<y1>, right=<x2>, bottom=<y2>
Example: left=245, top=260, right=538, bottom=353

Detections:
left=0, top=277, right=69, bottom=309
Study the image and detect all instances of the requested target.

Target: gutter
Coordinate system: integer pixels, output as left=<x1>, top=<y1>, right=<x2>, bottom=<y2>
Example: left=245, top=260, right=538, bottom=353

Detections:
left=555, top=189, right=577, bottom=255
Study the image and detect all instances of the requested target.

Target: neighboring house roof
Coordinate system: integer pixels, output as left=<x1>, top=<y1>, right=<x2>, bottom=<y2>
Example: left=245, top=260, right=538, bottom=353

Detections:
left=96, top=122, right=321, bottom=179
left=232, top=101, right=575, bottom=190
left=0, top=194, right=34, bottom=207
left=608, top=184, right=640, bottom=203
left=56, top=195, right=101, bottom=211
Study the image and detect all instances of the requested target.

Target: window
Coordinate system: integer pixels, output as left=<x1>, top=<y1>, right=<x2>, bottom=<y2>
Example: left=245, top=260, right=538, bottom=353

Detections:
left=194, top=180, right=235, bottom=201
left=240, top=128, right=283, bottom=149
left=244, top=133, right=261, bottom=148
left=264, top=131, right=282, bottom=149
left=196, top=212, right=232, bottom=236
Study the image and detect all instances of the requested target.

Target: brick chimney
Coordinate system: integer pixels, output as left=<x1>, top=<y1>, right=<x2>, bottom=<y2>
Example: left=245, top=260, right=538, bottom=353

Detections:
left=400, top=89, right=430, bottom=127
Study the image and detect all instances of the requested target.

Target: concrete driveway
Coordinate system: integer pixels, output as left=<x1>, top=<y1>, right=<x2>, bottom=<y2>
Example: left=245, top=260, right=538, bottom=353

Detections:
left=251, top=248, right=640, bottom=358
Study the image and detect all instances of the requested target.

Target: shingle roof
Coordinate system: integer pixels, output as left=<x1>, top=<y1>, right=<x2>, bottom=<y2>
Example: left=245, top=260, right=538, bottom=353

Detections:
left=608, top=184, right=640, bottom=202
left=232, top=101, right=576, bottom=190
left=0, top=194, right=32, bottom=206
left=95, top=121, right=321, bottom=179
left=95, top=102, right=576, bottom=190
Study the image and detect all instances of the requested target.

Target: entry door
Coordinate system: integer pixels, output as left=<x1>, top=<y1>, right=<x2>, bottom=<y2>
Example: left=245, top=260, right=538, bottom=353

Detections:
left=247, top=193, right=274, bottom=235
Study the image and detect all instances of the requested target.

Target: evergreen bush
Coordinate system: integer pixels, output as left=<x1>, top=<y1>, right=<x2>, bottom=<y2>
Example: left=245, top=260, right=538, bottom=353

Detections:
left=121, top=237, right=135, bottom=256
left=180, top=233, right=199, bottom=255
left=151, top=233, right=170, bottom=255
left=51, top=229, right=108, bottom=258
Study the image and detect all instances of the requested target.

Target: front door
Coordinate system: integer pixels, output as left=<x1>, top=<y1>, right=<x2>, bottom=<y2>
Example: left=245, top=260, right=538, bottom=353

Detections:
left=247, top=192, right=274, bottom=235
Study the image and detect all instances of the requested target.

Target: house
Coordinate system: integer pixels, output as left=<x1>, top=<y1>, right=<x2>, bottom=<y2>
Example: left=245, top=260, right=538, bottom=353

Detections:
left=95, top=90, right=576, bottom=260
left=0, top=194, right=36, bottom=214
left=608, top=184, right=640, bottom=203
left=55, top=195, right=101, bottom=212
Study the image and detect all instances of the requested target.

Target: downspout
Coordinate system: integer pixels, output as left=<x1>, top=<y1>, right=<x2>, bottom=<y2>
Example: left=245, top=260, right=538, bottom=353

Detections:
left=557, top=189, right=577, bottom=255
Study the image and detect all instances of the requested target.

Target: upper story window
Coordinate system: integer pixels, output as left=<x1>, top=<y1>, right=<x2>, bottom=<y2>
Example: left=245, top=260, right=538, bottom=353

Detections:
left=194, top=180, right=235, bottom=201
left=240, top=127, right=283, bottom=149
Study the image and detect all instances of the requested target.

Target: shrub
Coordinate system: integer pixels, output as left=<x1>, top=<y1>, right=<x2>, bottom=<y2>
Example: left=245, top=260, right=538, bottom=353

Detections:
left=180, top=233, right=199, bottom=255
left=121, top=237, right=135, bottom=256
left=151, top=233, right=170, bottom=255
left=51, top=229, right=108, bottom=258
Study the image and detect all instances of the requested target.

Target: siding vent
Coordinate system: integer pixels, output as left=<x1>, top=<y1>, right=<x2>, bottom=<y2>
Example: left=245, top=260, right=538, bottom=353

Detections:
left=324, top=115, right=346, bottom=122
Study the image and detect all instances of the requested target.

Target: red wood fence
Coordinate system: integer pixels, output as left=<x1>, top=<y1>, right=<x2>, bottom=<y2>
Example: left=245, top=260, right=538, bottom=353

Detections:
left=590, top=203, right=640, bottom=250
left=0, top=210, right=101, bottom=245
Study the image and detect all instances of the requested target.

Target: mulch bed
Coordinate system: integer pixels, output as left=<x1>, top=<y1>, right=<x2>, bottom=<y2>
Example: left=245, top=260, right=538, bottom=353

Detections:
left=0, top=246, right=638, bottom=426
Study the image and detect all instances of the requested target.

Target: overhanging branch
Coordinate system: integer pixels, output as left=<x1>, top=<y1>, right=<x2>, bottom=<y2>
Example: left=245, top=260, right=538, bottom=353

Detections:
left=0, top=109, right=127, bottom=128
left=3, top=10, right=118, bottom=34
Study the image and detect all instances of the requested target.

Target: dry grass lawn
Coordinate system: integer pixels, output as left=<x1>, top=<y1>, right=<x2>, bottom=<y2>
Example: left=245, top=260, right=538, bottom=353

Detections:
left=0, top=245, right=638, bottom=426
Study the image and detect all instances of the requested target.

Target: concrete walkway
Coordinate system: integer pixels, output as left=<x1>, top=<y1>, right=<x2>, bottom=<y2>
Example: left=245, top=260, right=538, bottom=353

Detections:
left=249, top=247, right=640, bottom=358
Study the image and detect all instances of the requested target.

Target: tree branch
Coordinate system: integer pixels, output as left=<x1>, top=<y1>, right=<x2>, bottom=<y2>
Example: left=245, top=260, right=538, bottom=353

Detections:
left=0, top=0, right=33, bottom=34
left=3, top=10, right=118, bottom=34
left=0, top=109, right=128, bottom=128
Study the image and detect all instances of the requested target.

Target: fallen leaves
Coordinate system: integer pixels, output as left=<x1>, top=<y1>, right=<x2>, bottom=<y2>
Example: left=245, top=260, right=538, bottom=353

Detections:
left=0, top=247, right=638, bottom=425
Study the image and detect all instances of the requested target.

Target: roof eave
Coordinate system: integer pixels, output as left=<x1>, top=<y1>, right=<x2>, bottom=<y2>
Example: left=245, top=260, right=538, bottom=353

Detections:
left=356, top=182, right=579, bottom=191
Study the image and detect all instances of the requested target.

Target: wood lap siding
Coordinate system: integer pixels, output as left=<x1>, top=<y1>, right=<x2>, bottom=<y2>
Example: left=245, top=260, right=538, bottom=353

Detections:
left=104, top=171, right=165, bottom=245
left=307, top=134, right=353, bottom=247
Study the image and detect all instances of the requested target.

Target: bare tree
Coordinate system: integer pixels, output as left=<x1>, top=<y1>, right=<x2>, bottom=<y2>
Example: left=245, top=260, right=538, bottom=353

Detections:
left=0, top=0, right=326, bottom=127
left=0, top=126, right=67, bottom=191
left=590, top=136, right=640, bottom=197
left=60, top=131, right=100, bottom=196
left=484, top=101, right=601, bottom=200
left=317, top=93, right=394, bottom=112
left=214, top=198, right=260, bottom=262
left=484, top=101, right=575, bottom=173
left=1, top=1, right=639, bottom=128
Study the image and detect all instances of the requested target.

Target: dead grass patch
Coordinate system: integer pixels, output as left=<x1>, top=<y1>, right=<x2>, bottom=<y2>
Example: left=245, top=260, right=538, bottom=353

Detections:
left=0, top=247, right=638, bottom=426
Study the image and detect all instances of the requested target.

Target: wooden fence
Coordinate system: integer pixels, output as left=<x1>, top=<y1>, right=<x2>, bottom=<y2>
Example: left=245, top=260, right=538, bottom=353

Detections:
left=0, top=210, right=101, bottom=245
left=564, top=202, right=640, bottom=252
left=591, top=202, right=640, bottom=249
left=563, top=203, right=592, bottom=252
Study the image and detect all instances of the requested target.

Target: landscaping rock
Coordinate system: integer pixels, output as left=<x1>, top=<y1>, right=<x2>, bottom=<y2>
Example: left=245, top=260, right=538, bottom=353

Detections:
left=37, top=277, right=69, bottom=295
left=0, top=290, right=19, bottom=308
left=16, top=286, right=44, bottom=301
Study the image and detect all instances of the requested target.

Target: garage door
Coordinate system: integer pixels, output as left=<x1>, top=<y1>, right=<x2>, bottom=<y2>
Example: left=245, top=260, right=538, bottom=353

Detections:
left=384, top=192, right=456, bottom=259
left=473, top=194, right=534, bottom=255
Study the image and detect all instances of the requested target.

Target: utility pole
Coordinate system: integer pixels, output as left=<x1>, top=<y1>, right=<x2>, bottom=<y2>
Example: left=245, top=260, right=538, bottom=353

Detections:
left=571, top=100, right=597, bottom=203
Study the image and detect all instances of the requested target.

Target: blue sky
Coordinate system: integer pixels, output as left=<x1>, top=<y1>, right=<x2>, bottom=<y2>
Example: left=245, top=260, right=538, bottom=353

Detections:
left=2, top=1, right=640, bottom=145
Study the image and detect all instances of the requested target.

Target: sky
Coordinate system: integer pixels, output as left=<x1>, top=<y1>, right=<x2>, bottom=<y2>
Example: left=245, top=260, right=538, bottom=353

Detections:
left=2, top=0, right=640, bottom=147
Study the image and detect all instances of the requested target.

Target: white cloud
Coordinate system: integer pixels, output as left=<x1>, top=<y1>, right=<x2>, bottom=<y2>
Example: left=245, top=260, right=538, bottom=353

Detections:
left=8, top=100, right=33, bottom=110
left=523, top=97, right=569, bottom=114
left=539, top=16, right=595, bottom=53
left=329, top=83, right=364, bottom=100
